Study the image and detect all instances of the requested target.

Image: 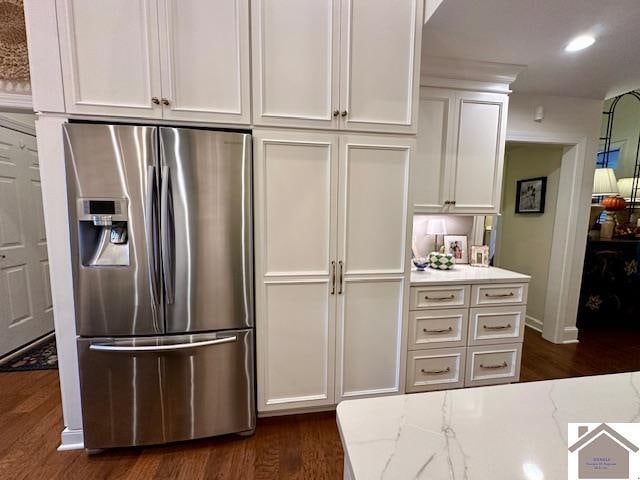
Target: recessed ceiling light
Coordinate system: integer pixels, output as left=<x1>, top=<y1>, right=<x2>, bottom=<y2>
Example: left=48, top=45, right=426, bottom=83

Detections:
left=565, top=35, right=595, bottom=52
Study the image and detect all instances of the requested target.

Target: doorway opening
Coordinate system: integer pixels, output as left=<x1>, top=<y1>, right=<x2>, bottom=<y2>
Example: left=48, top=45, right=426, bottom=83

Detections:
left=0, top=111, right=56, bottom=371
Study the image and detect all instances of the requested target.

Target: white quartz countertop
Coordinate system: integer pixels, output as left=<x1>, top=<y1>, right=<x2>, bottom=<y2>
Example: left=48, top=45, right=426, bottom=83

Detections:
left=337, top=372, right=640, bottom=480
left=411, top=265, right=530, bottom=285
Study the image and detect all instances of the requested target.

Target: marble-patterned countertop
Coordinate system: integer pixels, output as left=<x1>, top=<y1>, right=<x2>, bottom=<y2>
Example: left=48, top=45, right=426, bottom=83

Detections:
left=337, top=372, right=640, bottom=479
left=411, top=265, right=530, bottom=285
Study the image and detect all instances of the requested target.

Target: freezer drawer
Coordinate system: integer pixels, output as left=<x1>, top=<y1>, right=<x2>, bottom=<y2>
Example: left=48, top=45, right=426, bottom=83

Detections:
left=77, top=329, right=255, bottom=449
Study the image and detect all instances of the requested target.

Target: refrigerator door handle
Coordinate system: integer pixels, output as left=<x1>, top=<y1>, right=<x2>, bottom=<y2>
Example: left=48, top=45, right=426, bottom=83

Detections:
left=160, top=165, right=174, bottom=304
left=89, top=335, right=238, bottom=353
left=145, top=165, right=161, bottom=314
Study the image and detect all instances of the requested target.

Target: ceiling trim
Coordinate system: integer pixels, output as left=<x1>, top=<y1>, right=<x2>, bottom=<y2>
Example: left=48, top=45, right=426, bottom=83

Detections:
left=421, top=56, right=527, bottom=92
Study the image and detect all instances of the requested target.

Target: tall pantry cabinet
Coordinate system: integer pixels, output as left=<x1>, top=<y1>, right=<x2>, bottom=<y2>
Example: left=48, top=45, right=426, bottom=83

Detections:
left=252, top=0, right=423, bottom=412
left=254, top=130, right=414, bottom=412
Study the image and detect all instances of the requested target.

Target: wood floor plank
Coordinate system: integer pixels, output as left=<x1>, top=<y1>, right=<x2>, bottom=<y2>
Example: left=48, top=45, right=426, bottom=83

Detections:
left=1, top=326, right=639, bottom=479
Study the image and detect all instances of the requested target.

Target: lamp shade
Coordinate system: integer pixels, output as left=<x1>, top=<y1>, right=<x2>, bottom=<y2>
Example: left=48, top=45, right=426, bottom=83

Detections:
left=426, top=218, right=447, bottom=235
left=617, top=177, right=640, bottom=200
left=592, top=168, right=619, bottom=196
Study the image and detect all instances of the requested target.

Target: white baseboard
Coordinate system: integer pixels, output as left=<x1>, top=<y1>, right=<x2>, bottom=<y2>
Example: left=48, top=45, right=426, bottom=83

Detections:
left=562, top=326, right=579, bottom=344
left=58, top=427, right=84, bottom=451
left=525, top=315, right=543, bottom=333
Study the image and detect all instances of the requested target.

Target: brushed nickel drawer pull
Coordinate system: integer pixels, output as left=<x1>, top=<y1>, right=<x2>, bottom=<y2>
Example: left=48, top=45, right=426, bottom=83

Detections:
left=479, top=361, right=508, bottom=369
left=425, top=294, right=455, bottom=301
left=423, top=326, right=453, bottom=333
left=482, top=323, right=512, bottom=330
left=421, top=367, right=451, bottom=375
left=484, top=292, right=515, bottom=298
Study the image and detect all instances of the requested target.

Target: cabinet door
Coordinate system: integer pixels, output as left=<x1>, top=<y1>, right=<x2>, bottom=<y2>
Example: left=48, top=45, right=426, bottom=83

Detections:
left=336, top=278, right=404, bottom=400
left=158, top=0, right=250, bottom=124
left=339, top=0, right=423, bottom=133
left=251, top=0, right=340, bottom=129
left=57, top=0, right=163, bottom=118
left=412, top=88, right=455, bottom=212
left=335, top=135, right=412, bottom=400
left=253, top=130, right=339, bottom=411
left=450, top=92, right=508, bottom=214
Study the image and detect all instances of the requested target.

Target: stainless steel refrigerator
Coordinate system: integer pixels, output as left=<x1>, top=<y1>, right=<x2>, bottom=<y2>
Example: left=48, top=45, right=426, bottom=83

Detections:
left=64, top=123, right=255, bottom=449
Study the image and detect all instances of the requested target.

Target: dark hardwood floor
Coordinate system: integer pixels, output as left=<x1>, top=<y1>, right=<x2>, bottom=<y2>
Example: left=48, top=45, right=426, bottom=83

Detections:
left=1, top=326, right=639, bottom=480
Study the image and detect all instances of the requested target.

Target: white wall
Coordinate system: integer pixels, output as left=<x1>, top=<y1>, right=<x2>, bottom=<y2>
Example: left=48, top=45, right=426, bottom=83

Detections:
left=497, top=144, right=563, bottom=328
left=506, top=93, right=603, bottom=343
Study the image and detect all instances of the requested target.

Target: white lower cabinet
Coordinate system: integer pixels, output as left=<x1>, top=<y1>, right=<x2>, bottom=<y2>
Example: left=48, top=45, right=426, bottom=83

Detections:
left=406, top=280, right=528, bottom=393
left=254, top=129, right=413, bottom=413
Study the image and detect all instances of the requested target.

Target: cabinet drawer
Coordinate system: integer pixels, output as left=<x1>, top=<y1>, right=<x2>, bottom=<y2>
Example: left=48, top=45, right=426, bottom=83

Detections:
left=408, top=309, right=468, bottom=350
left=471, top=283, right=528, bottom=307
left=410, top=285, right=469, bottom=310
left=406, top=348, right=465, bottom=392
left=465, top=343, right=521, bottom=387
left=468, top=306, right=526, bottom=345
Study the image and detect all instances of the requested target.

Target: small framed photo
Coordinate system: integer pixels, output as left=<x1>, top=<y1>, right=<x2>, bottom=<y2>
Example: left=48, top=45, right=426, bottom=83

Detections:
left=470, top=245, right=490, bottom=267
left=443, top=235, right=468, bottom=264
left=515, top=176, right=547, bottom=214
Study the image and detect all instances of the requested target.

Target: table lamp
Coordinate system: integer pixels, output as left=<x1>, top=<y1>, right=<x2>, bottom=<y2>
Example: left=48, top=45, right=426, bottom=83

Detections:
left=592, top=168, right=619, bottom=240
left=426, top=218, right=447, bottom=252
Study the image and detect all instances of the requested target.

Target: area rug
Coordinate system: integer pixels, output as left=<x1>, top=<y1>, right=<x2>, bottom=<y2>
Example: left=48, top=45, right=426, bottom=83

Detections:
left=0, top=338, right=58, bottom=372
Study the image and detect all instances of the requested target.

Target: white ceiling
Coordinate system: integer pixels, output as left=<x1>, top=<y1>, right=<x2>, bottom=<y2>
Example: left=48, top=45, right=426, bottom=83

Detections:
left=421, top=0, right=640, bottom=99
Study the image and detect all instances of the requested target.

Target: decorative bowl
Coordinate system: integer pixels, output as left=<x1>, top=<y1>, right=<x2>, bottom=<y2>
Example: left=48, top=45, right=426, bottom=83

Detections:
left=428, top=252, right=454, bottom=270
left=412, top=256, right=429, bottom=271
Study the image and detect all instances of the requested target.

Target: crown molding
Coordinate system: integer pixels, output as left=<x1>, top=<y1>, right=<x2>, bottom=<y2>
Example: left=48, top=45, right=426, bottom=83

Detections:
left=421, top=56, right=526, bottom=93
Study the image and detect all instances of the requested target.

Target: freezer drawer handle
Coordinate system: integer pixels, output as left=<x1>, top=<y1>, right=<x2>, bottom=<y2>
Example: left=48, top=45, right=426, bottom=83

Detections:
left=89, top=335, right=237, bottom=353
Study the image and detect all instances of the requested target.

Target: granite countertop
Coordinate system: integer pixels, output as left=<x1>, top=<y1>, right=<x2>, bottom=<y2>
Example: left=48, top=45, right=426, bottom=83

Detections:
left=411, top=265, right=530, bottom=285
left=337, top=372, right=640, bottom=480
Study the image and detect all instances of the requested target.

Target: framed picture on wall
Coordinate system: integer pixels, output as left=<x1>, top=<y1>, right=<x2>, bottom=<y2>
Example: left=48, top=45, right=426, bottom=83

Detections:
left=515, top=176, right=547, bottom=213
left=470, top=245, right=490, bottom=267
left=443, top=235, right=468, bottom=264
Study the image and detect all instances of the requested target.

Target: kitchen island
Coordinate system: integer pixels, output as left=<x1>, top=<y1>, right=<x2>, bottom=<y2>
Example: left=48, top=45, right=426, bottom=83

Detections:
left=337, top=372, right=640, bottom=479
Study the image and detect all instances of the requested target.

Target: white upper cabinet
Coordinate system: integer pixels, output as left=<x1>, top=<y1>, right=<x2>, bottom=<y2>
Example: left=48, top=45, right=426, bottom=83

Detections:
left=412, top=88, right=454, bottom=212
left=412, top=88, right=508, bottom=214
left=339, top=0, right=422, bottom=133
left=251, top=0, right=340, bottom=129
left=57, top=0, right=250, bottom=123
left=158, top=0, right=250, bottom=123
left=57, top=0, right=163, bottom=118
left=252, top=0, right=423, bottom=132
left=450, top=91, right=508, bottom=214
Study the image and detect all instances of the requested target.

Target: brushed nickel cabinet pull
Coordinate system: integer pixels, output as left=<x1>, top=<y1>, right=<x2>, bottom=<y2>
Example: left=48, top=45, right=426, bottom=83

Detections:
left=423, top=326, right=453, bottom=334
left=483, top=323, right=512, bottom=330
left=444, top=200, right=451, bottom=205
left=485, top=292, right=514, bottom=298
left=480, top=361, right=508, bottom=369
left=450, top=200, right=456, bottom=205
left=151, top=96, right=160, bottom=105
left=338, top=260, right=344, bottom=295
left=421, top=367, right=451, bottom=375
left=425, top=294, right=455, bottom=301
left=333, top=109, right=340, bottom=117
left=341, top=110, right=348, bottom=117
left=330, top=261, right=336, bottom=295
left=162, top=98, right=170, bottom=106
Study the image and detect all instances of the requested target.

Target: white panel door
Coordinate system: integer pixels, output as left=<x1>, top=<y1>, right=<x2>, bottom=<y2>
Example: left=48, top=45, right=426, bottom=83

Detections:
left=339, top=0, right=422, bottom=133
left=251, top=0, right=340, bottom=129
left=57, top=0, right=163, bottom=118
left=336, top=278, right=404, bottom=400
left=338, top=135, right=412, bottom=275
left=413, top=88, right=455, bottom=212
left=0, top=128, right=53, bottom=357
left=450, top=91, right=508, bottom=214
left=254, top=129, right=339, bottom=411
left=158, top=0, right=250, bottom=124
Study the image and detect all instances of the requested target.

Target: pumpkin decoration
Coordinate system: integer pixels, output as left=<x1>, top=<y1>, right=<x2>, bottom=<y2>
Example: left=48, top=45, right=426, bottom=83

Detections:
left=602, top=195, right=627, bottom=211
